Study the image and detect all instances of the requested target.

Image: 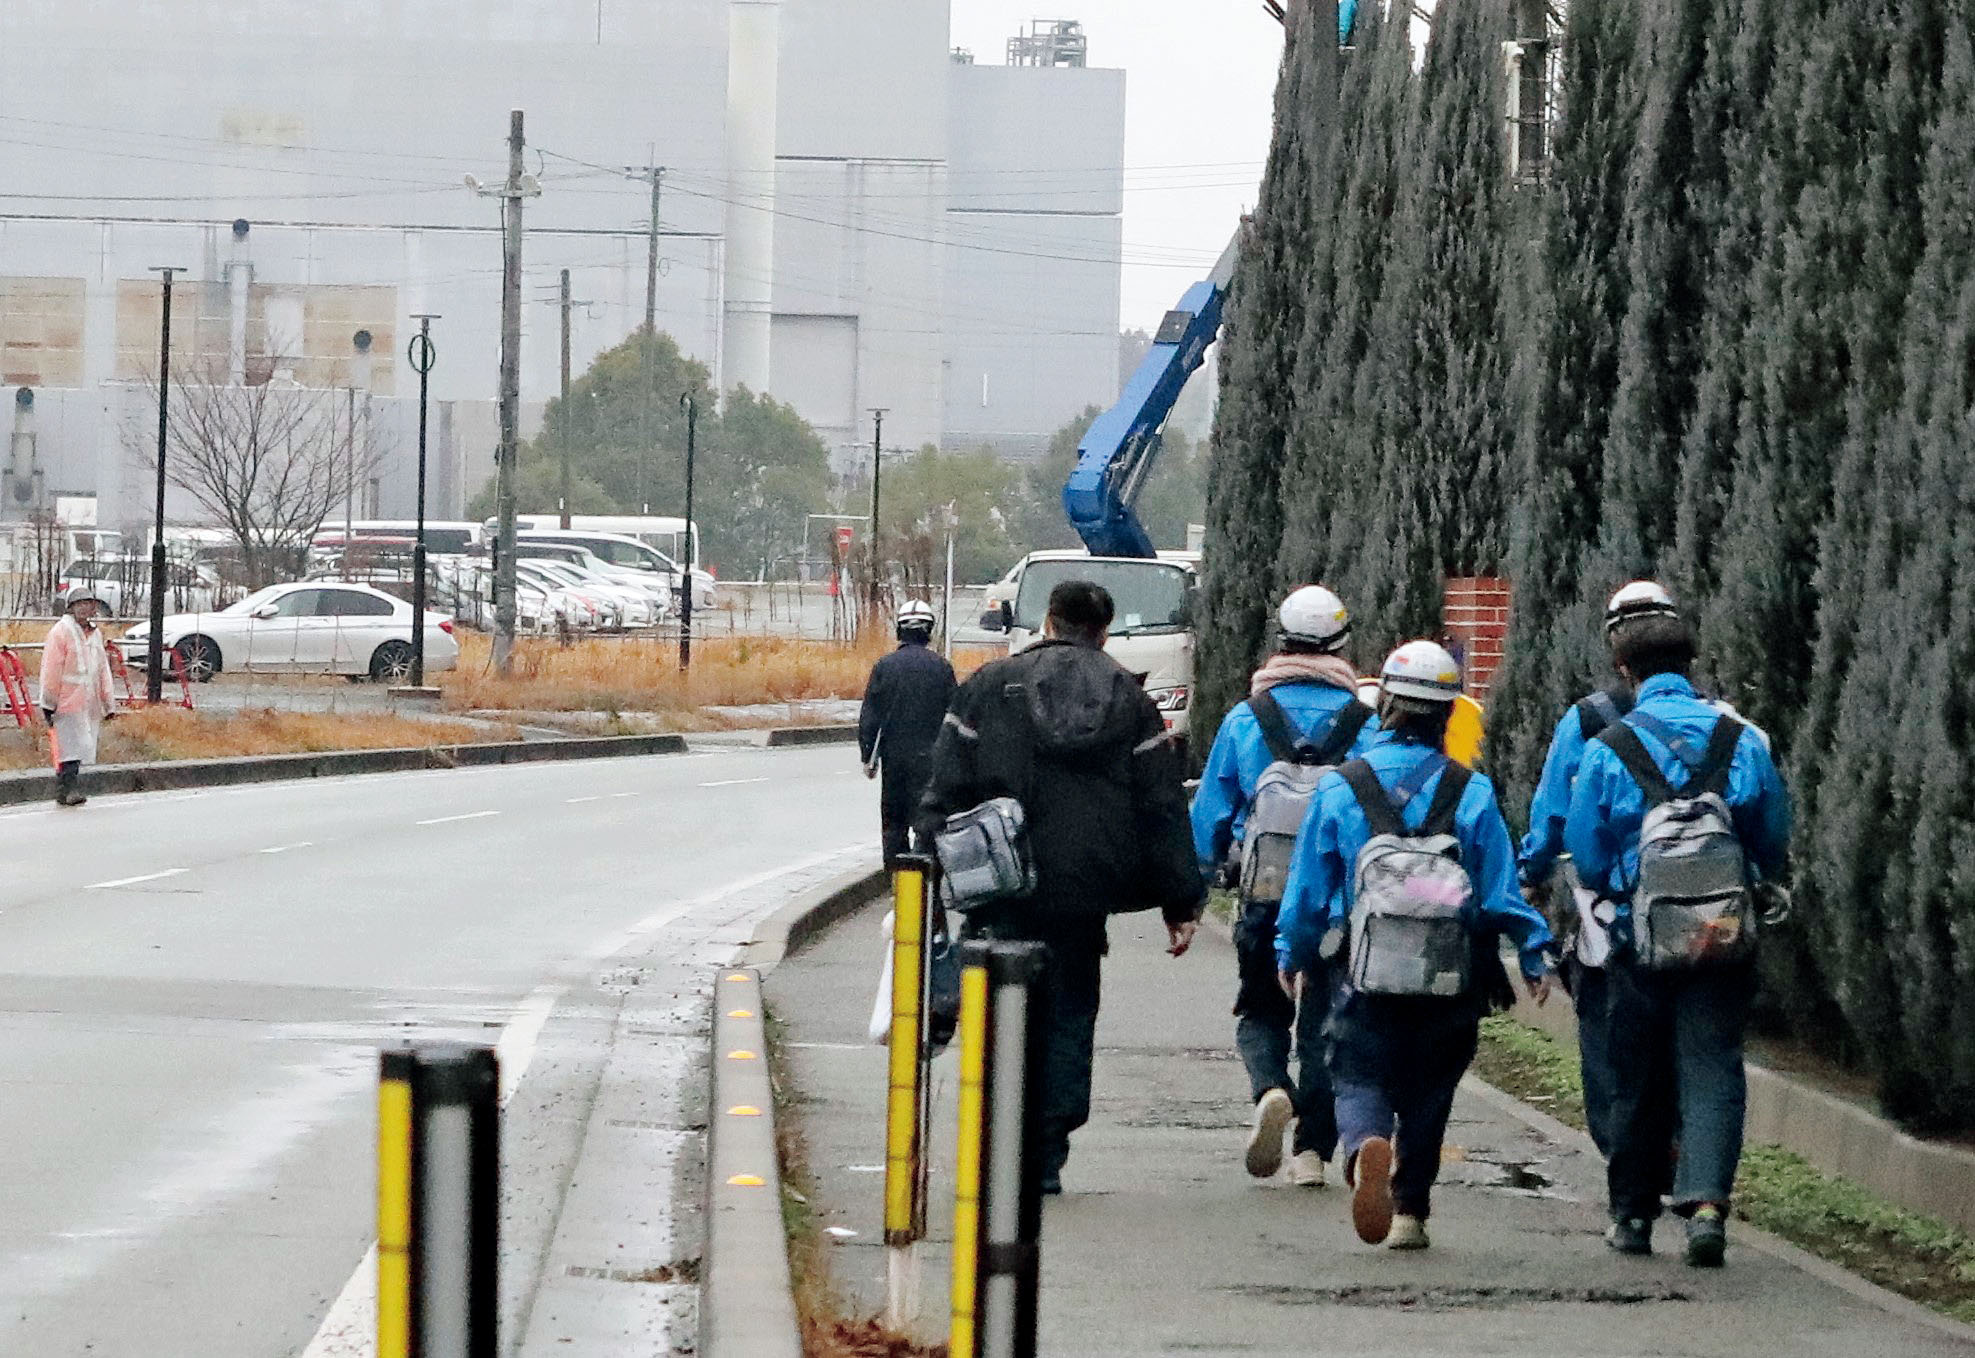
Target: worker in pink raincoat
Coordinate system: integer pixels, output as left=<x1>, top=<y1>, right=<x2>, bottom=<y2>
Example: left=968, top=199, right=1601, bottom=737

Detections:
left=39, top=588, right=116, bottom=807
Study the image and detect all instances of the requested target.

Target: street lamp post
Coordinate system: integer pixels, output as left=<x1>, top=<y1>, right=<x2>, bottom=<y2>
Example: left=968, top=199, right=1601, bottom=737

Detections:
left=408, top=315, right=440, bottom=689
left=867, top=407, right=888, bottom=627
left=145, top=266, right=184, bottom=705
left=678, top=391, right=698, bottom=672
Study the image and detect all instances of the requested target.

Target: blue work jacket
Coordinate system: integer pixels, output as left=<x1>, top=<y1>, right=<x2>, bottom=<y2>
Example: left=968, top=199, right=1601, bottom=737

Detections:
left=1275, top=732, right=1554, bottom=980
left=1190, top=680, right=1376, bottom=875
left=1517, top=694, right=1617, bottom=888
left=1563, top=673, right=1792, bottom=911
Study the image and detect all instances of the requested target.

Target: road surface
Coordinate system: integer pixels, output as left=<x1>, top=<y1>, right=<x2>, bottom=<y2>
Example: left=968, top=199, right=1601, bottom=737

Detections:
left=0, top=745, right=874, bottom=1356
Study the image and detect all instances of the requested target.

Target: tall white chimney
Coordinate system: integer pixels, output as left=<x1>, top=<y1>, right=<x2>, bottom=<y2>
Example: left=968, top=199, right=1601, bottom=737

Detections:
left=723, top=0, right=781, bottom=398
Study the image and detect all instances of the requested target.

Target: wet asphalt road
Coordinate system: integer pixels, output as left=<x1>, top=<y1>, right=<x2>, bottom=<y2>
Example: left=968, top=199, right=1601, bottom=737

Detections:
left=0, top=746, right=873, bottom=1356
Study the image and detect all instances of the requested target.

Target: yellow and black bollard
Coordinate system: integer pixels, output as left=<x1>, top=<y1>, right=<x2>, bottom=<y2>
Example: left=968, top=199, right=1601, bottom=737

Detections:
left=950, top=940, right=1046, bottom=1358
left=376, top=1043, right=501, bottom=1358
left=883, top=853, right=936, bottom=1326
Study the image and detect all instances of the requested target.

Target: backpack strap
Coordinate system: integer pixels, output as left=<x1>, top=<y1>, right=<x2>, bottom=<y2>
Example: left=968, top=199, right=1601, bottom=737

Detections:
left=1597, top=721, right=1680, bottom=805
left=1687, top=714, right=1744, bottom=797
left=1248, top=688, right=1301, bottom=764
left=1338, top=759, right=1406, bottom=838
left=1419, top=761, right=1473, bottom=838
left=1576, top=688, right=1631, bottom=741
left=1310, top=700, right=1374, bottom=766
left=1628, top=710, right=1711, bottom=773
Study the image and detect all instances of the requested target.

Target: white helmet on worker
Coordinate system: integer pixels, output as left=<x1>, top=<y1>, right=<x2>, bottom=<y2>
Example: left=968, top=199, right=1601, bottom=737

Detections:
left=63, top=586, right=106, bottom=610
left=1379, top=640, right=1464, bottom=705
left=896, top=599, right=936, bottom=640
left=1604, top=580, right=1678, bottom=635
left=1277, top=585, right=1351, bottom=654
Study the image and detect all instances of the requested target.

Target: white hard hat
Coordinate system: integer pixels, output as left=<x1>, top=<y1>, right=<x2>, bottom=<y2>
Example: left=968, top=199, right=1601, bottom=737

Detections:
left=1604, top=580, right=1678, bottom=634
left=1277, top=585, right=1351, bottom=653
left=64, top=586, right=107, bottom=609
left=897, top=599, right=936, bottom=630
left=1379, top=640, right=1464, bottom=704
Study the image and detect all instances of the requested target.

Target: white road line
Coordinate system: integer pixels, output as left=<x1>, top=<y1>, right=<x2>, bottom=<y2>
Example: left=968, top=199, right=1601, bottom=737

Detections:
left=413, top=810, right=501, bottom=826
left=298, top=982, right=564, bottom=1358
left=564, top=795, right=602, bottom=804
left=608, top=791, right=640, bottom=799
left=259, top=841, right=314, bottom=855
left=699, top=777, right=771, bottom=788
left=82, top=868, right=187, bottom=891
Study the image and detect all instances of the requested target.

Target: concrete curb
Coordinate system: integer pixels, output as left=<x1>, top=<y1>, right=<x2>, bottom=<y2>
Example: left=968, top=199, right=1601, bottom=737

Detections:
left=702, top=968, right=803, bottom=1358
left=701, top=865, right=889, bottom=1358
left=0, top=732, right=693, bottom=807
left=1460, top=1072, right=1975, bottom=1345
left=763, top=723, right=858, bottom=749
left=1500, top=964, right=1975, bottom=1237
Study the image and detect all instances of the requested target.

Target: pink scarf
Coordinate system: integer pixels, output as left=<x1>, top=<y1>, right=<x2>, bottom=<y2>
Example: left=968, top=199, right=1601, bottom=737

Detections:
left=1250, top=651, right=1359, bottom=698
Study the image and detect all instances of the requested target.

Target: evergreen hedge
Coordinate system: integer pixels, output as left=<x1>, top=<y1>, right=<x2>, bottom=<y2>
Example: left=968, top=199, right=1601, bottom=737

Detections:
left=1203, top=0, right=1975, bottom=1127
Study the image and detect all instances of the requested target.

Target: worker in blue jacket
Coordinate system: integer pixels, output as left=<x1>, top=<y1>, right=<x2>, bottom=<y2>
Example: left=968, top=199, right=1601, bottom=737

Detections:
left=1277, top=641, right=1555, bottom=1252
left=1565, top=612, right=1791, bottom=1268
left=1191, top=585, right=1376, bottom=1188
left=1518, top=581, right=1683, bottom=1156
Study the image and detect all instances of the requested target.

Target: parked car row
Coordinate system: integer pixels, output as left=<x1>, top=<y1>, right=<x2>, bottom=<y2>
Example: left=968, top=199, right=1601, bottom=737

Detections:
left=122, top=581, right=458, bottom=682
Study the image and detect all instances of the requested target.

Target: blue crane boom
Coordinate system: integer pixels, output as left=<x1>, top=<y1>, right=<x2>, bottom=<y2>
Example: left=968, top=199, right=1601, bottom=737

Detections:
left=1063, top=234, right=1240, bottom=560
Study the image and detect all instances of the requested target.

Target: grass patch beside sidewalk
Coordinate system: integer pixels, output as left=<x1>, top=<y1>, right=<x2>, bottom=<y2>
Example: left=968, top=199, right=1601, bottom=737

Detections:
left=0, top=706, right=515, bottom=771
left=1473, top=1013, right=1975, bottom=1323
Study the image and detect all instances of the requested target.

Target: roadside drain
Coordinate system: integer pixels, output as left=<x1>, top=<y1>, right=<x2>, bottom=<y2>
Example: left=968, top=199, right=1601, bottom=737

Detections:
left=1226, top=1283, right=1692, bottom=1309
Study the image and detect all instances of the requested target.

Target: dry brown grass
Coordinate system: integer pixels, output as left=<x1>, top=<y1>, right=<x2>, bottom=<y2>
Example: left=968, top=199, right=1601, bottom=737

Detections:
left=0, top=706, right=514, bottom=772
left=441, top=633, right=988, bottom=717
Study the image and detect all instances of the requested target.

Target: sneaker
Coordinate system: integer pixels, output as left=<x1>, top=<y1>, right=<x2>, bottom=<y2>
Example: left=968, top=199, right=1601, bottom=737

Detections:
left=1385, top=1213, right=1429, bottom=1250
left=1685, top=1205, right=1727, bottom=1268
left=1606, top=1217, right=1653, bottom=1255
left=1245, top=1088, right=1293, bottom=1179
left=1286, top=1150, right=1327, bottom=1188
left=1350, top=1137, right=1395, bottom=1244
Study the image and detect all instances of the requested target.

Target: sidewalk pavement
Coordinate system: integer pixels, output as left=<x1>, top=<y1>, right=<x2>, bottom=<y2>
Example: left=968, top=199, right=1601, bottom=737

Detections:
left=767, top=899, right=1975, bottom=1357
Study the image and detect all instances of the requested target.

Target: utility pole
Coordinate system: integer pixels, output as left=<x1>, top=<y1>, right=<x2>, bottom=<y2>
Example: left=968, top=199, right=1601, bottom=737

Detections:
left=624, top=162, right=665, bottom=332
left=145, top=266, right=183, bottom=705
left=867, top=407, right=888, bottom=624
left=678, top=392, right=699, bottom=672
left=469, top=110, right=540, bottom=674
left=560, top=269, right=573, bottom=530
left=343, top=386, right=356, bottom=566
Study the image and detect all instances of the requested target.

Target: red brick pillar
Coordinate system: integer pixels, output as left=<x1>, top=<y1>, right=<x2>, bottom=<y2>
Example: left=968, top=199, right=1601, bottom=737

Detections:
left=1442, top=576, right=1511, bottom=699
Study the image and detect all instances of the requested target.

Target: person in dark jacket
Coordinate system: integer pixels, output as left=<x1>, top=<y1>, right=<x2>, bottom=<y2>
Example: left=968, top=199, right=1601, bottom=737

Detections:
left=917, top=579, right=1206, bottom=1193
left=858, top=600, right=956, bottom=866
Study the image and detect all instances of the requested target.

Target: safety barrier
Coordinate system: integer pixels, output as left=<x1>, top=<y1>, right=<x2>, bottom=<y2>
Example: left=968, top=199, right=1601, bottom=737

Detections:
left=949, top=940, right=1046, bottom=1358
left=376, top=1044, right=500, bottom=1358
left=0, top=648, right=31, bottom=728
left=104, top=639, right=194, bottom=710
left=883, top=854, right=936, bottom=1326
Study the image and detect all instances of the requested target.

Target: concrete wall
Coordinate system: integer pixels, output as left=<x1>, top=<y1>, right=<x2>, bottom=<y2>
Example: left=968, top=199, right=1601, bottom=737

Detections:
left=943, top=64, right=1125, bottom=460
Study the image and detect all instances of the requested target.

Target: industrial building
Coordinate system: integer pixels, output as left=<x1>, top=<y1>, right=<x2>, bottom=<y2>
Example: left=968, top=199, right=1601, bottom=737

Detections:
left=0, top=0, right=1125, bottom=537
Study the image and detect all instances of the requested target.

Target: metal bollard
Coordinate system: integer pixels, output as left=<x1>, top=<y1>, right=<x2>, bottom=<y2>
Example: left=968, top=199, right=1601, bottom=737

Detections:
left=883, top=853, right=936, bottom=1326
left=377, top=1043, right=501, bottom=1358
left=950, top=940, right=1047, bottom=1358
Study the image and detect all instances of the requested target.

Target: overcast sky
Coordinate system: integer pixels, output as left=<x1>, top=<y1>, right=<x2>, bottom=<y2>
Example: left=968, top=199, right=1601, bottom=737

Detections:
left=949, top=2, right=1284, bottom=331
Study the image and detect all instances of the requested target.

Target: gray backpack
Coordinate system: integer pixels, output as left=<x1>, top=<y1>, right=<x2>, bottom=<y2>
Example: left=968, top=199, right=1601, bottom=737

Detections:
left=1597, top=712, right=1753, bottom=970
left=1338, top=755, right=1476, bottom=998
left=1237, top=690, right=1373, bottom=909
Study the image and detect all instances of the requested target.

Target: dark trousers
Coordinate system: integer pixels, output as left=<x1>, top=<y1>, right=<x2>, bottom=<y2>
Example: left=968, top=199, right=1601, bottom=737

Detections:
left=1034, top=943, right=1103, bottom=1176
left=54, top=760, right=79, bottom=797
left=1568, top=958, right=1620, bottom=1157
left=1606, top=959, right=1751, bottom=1222
left=879, top=757, right=931, bottom=867
left=1329, top=992, right=1479, bottom=1219
left=1234, top=901, right=1337, bottom=1157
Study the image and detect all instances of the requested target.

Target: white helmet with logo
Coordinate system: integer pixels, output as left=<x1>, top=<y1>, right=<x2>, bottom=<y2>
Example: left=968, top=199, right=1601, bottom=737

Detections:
left=896, top=599, right=936, bottom=638
left=1379, top=640, right=1464, bottom=704
left=1277, top=585, right=1351, bottom=653
left=1604, top=580, right=1678, bottom=635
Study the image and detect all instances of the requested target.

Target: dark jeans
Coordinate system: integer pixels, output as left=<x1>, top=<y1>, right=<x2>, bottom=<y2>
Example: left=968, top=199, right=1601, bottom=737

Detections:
left=1606, top=958, right=1752, bottom=1222
left=1234, top=900, right=1336, bottom=1157
left=1328, top=991, right=1479, bottom=1219
left=1033, top=942, right=1103, bottom=1177
left=1568, top=958, right=1619, bottom=1157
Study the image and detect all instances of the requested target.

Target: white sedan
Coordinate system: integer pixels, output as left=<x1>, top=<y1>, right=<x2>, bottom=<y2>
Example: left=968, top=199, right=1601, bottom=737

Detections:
left=121, top=581, right=459, bottom=682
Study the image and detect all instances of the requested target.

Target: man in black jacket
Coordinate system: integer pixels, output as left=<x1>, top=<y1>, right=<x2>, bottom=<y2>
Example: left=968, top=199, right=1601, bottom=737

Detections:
left=858, top=600, right=957, bottom=866
left=918, top=579, right=1205, bottom=1193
